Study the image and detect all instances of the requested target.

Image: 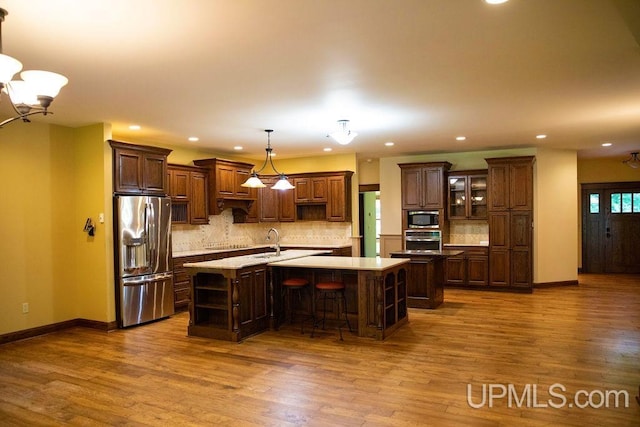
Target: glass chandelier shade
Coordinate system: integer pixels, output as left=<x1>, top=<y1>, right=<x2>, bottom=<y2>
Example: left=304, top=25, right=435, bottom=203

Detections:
left=0, top=8, right=69, bottom=127
left=329, top=119, right=358, bottom=145
left=623, top=152, right=640, bottom=169
left=241, top=129, right=295, bottom=190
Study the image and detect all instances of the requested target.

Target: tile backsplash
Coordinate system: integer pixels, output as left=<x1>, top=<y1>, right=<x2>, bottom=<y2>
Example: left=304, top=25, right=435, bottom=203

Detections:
left=448, top=221, right=489, bottom=244
left=171, top=209, right=352, bottom=252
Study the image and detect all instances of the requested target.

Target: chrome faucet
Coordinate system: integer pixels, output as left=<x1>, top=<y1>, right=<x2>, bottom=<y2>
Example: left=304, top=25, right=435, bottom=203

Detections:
left=266, top=228, right=280, bottom=256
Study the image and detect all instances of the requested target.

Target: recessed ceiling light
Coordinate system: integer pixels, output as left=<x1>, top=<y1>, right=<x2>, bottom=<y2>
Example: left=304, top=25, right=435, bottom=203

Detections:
left=188, top=136, right=199, bottom=142
left=323, top=147, right=332, bottom=152
left=536, top=134, right=547, bottom=139
left=456, top=136, right=466, bottom=141
left=233, top=146, right=243, bottom=150
left=129, top=125, right=141, bottom=130
left=385, top=141, right=395, bottom=147
left=485, top=0, right=509, bottom=4
left=601, top=142, right=612, bottom=147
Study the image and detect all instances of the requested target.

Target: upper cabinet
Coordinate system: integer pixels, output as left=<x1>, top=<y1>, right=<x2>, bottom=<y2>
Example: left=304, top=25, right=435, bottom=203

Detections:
left=258, top=176, right=296, bottom=222
left=193, top=158, right=257, bottom=215
left=399, top=162, right=451, bottom=210
left=294, top=176, right=328, bottom=203
left=447, top=171, right=488, bottom=220
left=109, top=140, right=171, bottom=195
left=486, top=157, right=534, bottom=211
left=167, top=164, right=209, bottom=225
left=294, top=171, right=353, bottom=222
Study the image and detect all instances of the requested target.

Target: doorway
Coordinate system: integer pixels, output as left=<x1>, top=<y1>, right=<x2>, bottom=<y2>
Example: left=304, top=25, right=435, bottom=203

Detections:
left=582, top=182, right=640, bottom=273
left=359, top=185, right=380, bottom=257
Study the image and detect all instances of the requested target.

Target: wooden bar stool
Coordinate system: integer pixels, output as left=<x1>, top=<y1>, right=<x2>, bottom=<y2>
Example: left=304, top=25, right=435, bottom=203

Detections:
left=282, top=277, right=310, bottom=334
left=311, top=280, right=353, bottom=340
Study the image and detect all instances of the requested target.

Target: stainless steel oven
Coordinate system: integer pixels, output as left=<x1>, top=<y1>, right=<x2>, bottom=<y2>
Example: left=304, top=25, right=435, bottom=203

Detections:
left=404, top=230, right=442, bottom=251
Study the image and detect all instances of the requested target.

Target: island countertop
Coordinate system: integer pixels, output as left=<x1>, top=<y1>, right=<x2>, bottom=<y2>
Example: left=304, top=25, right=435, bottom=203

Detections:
left=268, top=255, right=410, bottom=271
left=183, top=249, right=330, bottom=273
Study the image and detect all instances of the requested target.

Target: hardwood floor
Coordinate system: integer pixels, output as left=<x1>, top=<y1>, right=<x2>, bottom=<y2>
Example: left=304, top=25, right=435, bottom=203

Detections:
left=1, top=274, right=639, bottom=426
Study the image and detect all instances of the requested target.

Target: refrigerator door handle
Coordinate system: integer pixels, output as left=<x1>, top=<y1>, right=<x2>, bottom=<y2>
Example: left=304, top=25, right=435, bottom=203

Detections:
left=122, top=272, right=173, bottom=285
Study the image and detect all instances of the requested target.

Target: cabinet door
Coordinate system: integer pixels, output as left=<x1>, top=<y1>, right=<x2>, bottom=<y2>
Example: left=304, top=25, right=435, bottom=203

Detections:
left=510, top=162, right=533, bottom=211
left=234, top=168, right=252, bottom=198
left=448, top=175, right=467, bottom=219
left=170, top=169, right=190, bottom=200
left=488, top=164, right=510, bottom=211
left=216, top=164, right=236, bottom=196
left=294, top=177, right=311, bottom=202
left=423, top=168, right=444, bottom=209
left=259, top=177, right=279, bottom=222
left=444, top=256, right=465, bottom=285
left=489, top=212, right=510, bottom=249
left=510, top=211, right=532, bottom=287
left=142, top=153, right=167, bottom=194
left=489, top=249, right=510, bottom=286
left=469, top=175, right=488, bottom=219
left=327, top=175, right=349, bottom=221
left=114, top=149, right=143, bottom=193
left=190, top=171, right=209, bottom=224
left=279, top=187, right=296, bottom=222
left=401, top=167, right=423, bottom=209
left=467, top=256, right=488, bottom=286
left=237, top=266, right=269, bottom=337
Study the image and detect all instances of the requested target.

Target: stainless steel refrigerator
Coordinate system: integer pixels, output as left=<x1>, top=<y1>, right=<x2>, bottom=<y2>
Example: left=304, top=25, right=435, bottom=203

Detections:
left=114, top=195, right=174, bottom=327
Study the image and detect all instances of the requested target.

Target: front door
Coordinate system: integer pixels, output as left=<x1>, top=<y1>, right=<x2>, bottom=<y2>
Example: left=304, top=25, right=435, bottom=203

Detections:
left=582, top=182, right=640, bottom=273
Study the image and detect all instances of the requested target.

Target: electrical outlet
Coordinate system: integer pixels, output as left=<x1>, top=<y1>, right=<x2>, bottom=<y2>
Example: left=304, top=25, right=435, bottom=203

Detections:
left=22, top=303, right=29, bottom=314
left=99, top=213, right=104, bottom=223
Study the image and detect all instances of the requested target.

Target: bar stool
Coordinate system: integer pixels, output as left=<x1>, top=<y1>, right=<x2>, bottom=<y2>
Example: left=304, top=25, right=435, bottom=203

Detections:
left=282, top=277, right=310, bottom=334
left=311, top=280, right=353, bottom=340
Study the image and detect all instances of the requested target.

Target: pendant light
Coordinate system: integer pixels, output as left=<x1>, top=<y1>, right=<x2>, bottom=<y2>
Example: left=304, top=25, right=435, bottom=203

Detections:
left=241, top=129, right=295, bottom=190
left=0, top=8, right=68, bottom=127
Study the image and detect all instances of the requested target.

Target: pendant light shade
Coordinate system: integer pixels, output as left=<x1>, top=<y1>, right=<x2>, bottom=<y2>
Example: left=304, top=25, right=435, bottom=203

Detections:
left=623, top=152, right=640, bottom=169
left=329, top=119, right=358, bottom=145
left=241, top=129, right=295, bottom=190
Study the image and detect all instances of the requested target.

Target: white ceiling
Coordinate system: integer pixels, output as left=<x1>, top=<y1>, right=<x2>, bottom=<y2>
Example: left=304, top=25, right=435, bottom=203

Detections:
left=2, top=0, right=640, bottom=162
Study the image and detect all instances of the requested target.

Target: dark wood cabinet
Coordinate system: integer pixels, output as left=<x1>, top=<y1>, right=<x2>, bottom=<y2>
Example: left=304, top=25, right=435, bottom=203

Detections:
left=294, top=171, right=353, bottom=222
left=294, top=176, right=328, bottom=203
left=399, top=162, right=451, bottom=210
left=258, top=176, right=295, bottom=222
left=167, top=164, right=209, bottom=225
left=444, top=246, right=489, bottom=286
left=109, top=140, right=171, bottom=195
left=193, top=158, right=257, bottom=215
left=448, top=171, right=488, bottom=220
left=390, top=252, right=447, bottom=309
left=486, top=156, right=534, bottom=289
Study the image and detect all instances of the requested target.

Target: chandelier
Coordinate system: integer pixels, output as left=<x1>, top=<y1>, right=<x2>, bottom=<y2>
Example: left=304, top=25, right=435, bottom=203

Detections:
left=0, top=8, right=68, bottom=128
left=623, top=152, right=639, bottom=169
left=328, top=119, right=358, bottom=145
left=241, top=129, right=295, bottom=190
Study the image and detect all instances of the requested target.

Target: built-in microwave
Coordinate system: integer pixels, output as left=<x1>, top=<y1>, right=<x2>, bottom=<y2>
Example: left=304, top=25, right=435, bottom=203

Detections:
left=407, top=210, right=439, bottom=228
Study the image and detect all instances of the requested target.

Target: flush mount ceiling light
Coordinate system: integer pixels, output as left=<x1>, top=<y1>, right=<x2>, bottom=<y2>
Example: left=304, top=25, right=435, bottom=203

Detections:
left=0, top=8, right=68, bottom=128
left=623, top=152, right=640, bottom=169
left=241, top=129, right=295, bottom=190
left=485, top=0, right=509, bottom=4
left=328, top=119, right=358, bottom=145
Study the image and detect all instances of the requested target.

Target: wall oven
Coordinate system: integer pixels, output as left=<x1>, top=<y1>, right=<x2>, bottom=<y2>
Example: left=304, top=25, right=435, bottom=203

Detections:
left=407, top=210, right=440, bottom=228
left=404, top=230, right=442, bottom=251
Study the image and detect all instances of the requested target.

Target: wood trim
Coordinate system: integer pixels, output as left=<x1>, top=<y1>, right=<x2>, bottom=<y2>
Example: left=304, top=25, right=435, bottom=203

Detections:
left=533, top=280, right=579, bottom=288
left=0, top=318, right=117, bottom=345
left=359, top=184, right=379, bottom=192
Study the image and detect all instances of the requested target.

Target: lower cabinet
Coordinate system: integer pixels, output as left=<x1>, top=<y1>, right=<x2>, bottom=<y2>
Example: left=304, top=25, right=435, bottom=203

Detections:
left=188, top=264, right=269, bottom=342
left=390, top=252, right=447, bottom=309
left=444, top=246, right=489, bottom=286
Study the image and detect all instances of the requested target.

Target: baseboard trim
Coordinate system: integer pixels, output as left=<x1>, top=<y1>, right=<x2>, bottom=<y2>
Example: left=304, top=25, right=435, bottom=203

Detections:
left=0, top=318, right=117, bottom=346
left=533, top=280, right=579, bottom=288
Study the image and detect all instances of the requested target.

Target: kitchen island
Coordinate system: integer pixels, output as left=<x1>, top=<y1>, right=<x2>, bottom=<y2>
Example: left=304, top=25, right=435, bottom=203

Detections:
left=184, top=249, right=328, bottom=342
left=269, top=256, right=410, bottom=340
left=184, top=251, right=410, bottom=342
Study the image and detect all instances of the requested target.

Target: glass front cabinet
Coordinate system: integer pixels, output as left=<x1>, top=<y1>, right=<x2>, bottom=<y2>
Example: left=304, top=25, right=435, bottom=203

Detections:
left=448, top=171, right=488, bottom=220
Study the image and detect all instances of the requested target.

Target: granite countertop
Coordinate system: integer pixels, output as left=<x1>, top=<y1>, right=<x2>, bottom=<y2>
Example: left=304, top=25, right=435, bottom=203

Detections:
left=389, top=250, right=464, bottom=257
left=443, top=242, right=489, bottom=247
left=269, top=256, right=409, bottom=271
left=183, top=249, right=330, bottom=272
left=174, top=243, right=351, bottom=258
